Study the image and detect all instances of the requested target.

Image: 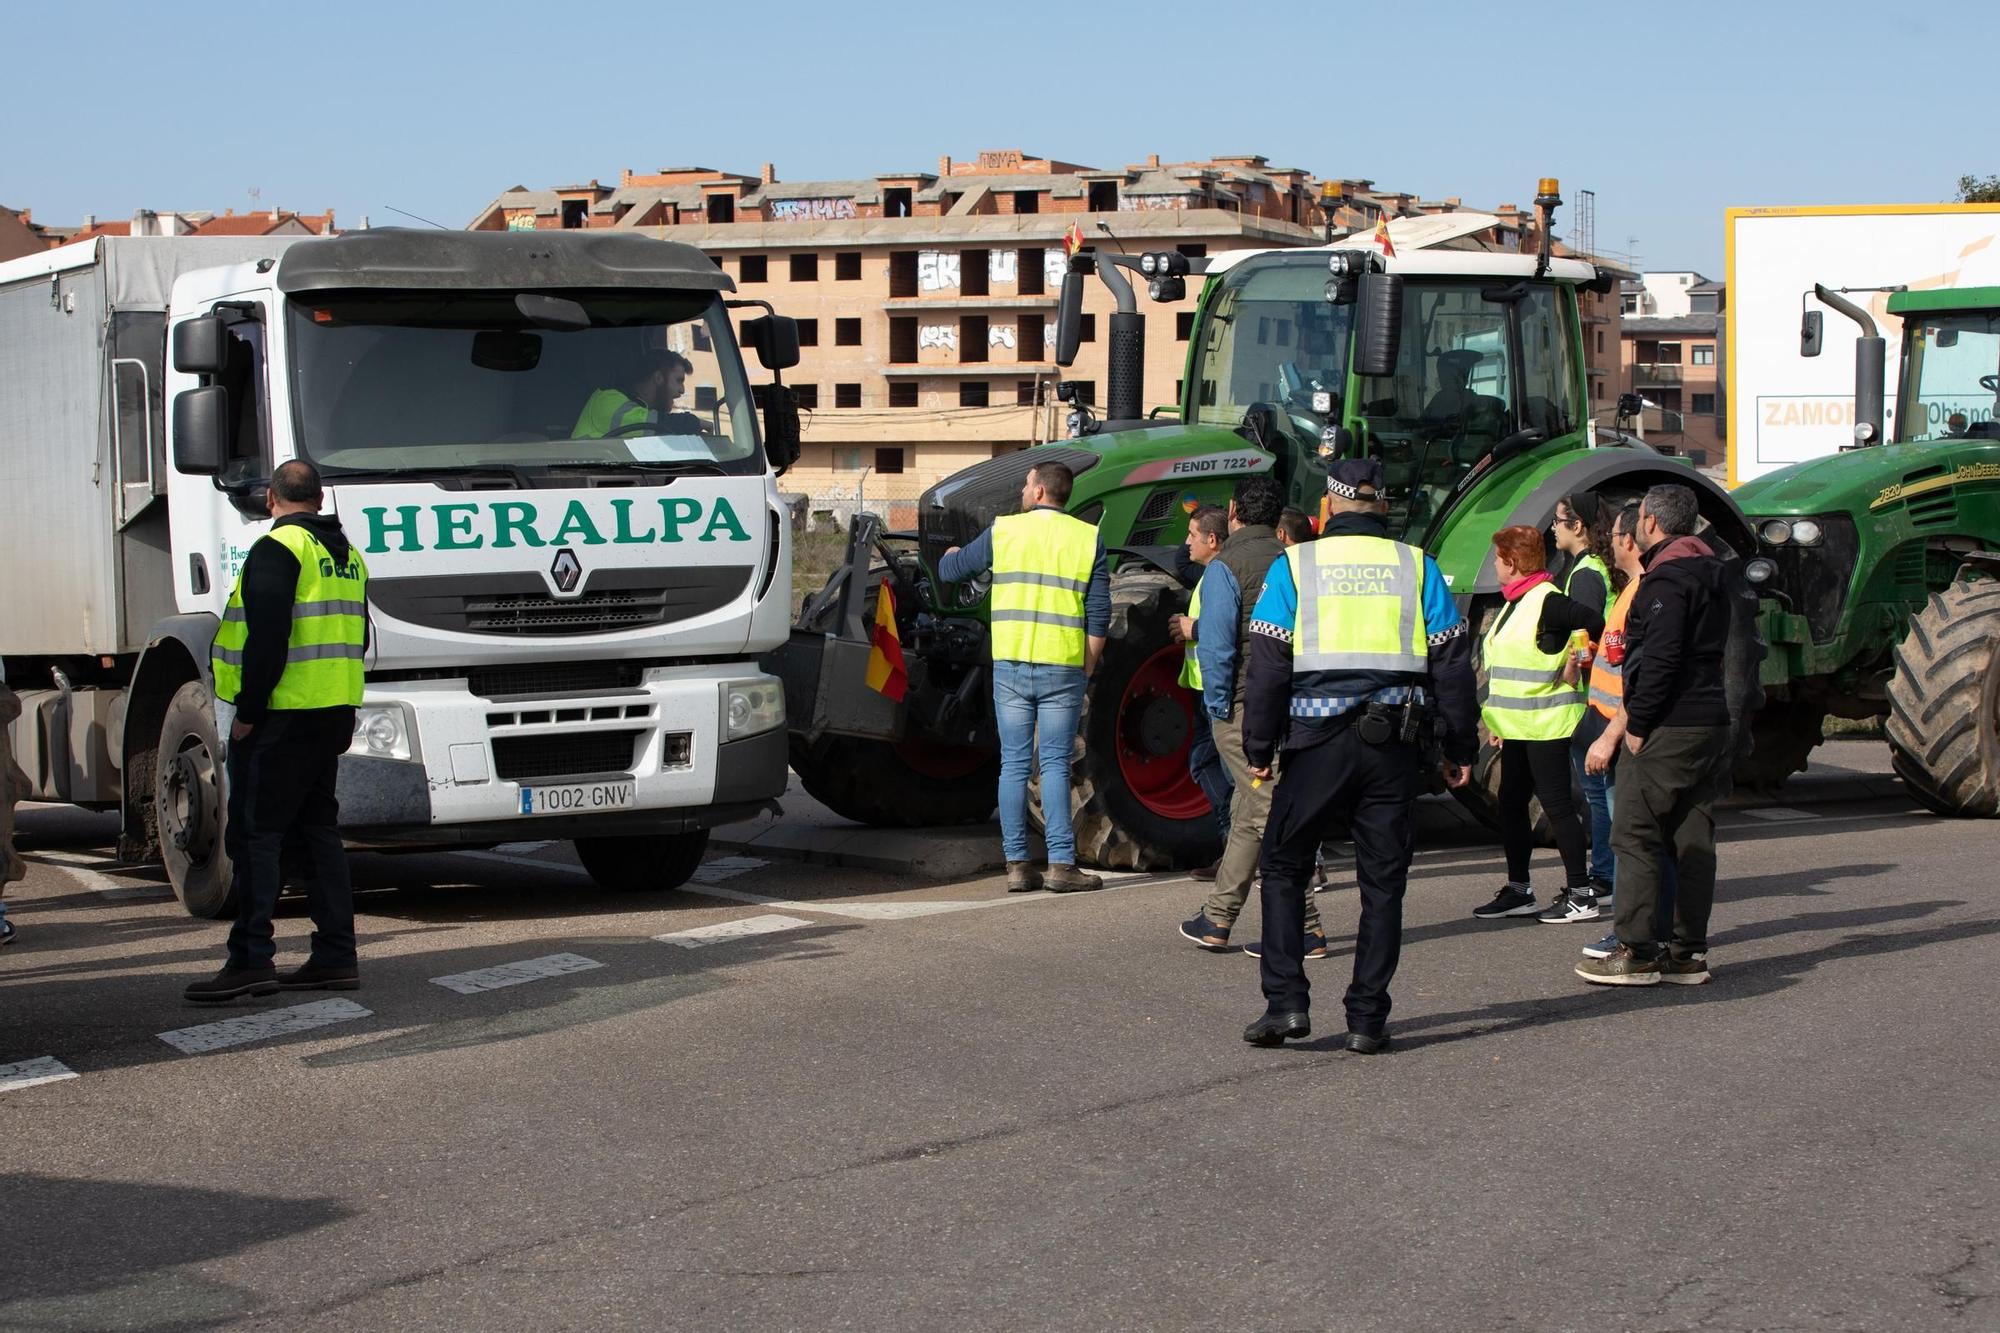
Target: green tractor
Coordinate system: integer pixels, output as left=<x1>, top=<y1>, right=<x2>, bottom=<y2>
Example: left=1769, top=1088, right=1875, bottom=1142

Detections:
left=1735, top=285, right=2000, bottom=814
left=771, top=186, right=1763, bottom=867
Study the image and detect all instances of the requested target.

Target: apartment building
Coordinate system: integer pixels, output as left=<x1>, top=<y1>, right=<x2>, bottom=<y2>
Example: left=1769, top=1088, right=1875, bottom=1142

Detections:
left=471, top=152, right=1614, bottom=519
left=1620, top=275, right=1725, bottom=465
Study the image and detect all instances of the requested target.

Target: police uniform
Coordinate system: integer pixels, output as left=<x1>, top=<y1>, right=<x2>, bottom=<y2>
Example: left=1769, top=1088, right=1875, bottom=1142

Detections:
left=1238, top=460, right=1479, bottom=1047
left=204, top=512, right=369, bottom=993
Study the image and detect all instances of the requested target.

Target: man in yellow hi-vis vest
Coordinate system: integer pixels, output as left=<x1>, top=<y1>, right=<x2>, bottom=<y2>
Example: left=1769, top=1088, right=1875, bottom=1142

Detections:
left=940, top=460, right=1110, bottom=894
left=574, top=350, right=700, bottom=439
left=187, top=460, right=370, bottom=1003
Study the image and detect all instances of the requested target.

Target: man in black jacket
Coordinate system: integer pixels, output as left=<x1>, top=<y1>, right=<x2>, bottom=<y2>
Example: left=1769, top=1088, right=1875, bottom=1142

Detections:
left=1577, top=483, right=1731, bottom=989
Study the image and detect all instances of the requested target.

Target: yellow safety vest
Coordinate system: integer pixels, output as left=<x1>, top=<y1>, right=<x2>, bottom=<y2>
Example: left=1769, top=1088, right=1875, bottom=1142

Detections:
left=1564, top=552, right=1615, bottom=627
left=1288, top=534, right=1430, bottom=675
left=1179, top=578, right=1204, bottom=690
left=1588, top=580, right=1638, bottom=720
left=573, top=389, right=651, bottom=439
left=212, top=524, right=369, bottom=711
left=988, top=508, right=1097, bottom=667
left=1481, top=581, right=1585, bottom=741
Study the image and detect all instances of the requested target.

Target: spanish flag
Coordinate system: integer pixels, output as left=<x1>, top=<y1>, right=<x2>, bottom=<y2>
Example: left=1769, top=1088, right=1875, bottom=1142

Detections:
left=1373, top=216, right=1396, bottom=259
left=1063, top=221, right=1085, bottom=257
left=865, top=584, right=908, bottom=701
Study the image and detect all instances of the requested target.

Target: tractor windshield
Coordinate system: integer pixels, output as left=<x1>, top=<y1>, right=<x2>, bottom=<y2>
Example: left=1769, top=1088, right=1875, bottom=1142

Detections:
left=1354, top=279, right=1580, bottom=541
left=1900, top=313, right=2000, bottom=441
left=1190, top=256, right=1354, bottom=445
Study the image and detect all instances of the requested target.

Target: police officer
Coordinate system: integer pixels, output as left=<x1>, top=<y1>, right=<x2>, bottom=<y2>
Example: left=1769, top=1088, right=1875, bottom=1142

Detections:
left=939, top=459, right=1110, bottom=894
left=1239, top=459, right=1479, bottom=1051
left=186, top=460, right=370, bottom=1002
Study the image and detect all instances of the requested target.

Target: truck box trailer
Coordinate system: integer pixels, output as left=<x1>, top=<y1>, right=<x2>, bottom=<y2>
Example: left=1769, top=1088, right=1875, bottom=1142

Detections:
left=1, top=231, right=803, bottom=914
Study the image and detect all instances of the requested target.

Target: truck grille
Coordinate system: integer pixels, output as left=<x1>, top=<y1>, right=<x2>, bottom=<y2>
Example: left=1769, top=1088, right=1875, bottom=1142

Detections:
left=371, top=568, right=750, bottom=637
left=468, top=661, right=648, bottom=698
left=491, top=730, right=642, bottom=781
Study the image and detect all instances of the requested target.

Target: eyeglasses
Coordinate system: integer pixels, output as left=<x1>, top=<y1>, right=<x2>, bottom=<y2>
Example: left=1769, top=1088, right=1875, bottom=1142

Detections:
left=1552, top=514, right=1582, bottom=529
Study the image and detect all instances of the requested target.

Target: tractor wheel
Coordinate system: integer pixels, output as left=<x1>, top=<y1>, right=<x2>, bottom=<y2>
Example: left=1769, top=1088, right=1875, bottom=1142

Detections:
left=1885, top=578, right=2000, bottom=816
left=1735, top=698, right=1827, bottom=793
left=789, top=734, right=999, bottom=827
left=1047, top=569, right=1221, bottom=871
left=1, top=681, right=26, bottom=889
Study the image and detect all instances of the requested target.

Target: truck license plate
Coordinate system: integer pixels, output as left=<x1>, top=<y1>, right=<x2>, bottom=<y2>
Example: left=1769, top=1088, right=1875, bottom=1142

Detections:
left=518, top=781, right=636, bottom=816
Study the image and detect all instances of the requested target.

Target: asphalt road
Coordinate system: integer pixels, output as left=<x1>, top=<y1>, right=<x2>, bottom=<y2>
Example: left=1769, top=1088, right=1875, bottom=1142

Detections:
left=1, top=738, right=1994, bottom=1332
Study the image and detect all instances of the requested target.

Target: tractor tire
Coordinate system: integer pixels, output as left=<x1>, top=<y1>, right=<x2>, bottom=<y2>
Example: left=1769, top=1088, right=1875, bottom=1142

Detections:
left=1046, top=569, right=1221, bottom=871
left=1736, top=698, right=1827, bottom=793
left=1885, top=578, right=2000, bottom=817
left=574, top=831, right=710, bottom=891
left=789, top=734, right=999, bottom=828
left=154, top=681, right=236, bottom=919
left=1, top=681, right=27, bottom=889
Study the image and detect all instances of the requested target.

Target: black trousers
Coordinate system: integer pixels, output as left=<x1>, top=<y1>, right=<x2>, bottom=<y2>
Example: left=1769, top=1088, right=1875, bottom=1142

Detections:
left=1258, top=728, right=1421, bottom=1035
left=1611, top=725, right=1731, bottom=960
left=225, top=708, right=357, bottom=971
left=1498, top=737, right=1589, bottom=888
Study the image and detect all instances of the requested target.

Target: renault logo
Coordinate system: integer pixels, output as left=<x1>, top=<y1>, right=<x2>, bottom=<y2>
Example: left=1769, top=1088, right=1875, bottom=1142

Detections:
left=549, top=547, right=583, bottom=595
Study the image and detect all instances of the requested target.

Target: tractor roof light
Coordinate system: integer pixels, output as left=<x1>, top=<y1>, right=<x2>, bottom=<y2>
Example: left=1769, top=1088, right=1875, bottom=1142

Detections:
left=1328, top=250, right=1369, bottom=277
left=1536, top=177, right=1563, bottom=207
left=1790, top=519, right=1824, bottom=546
left=1148, top=274, right=1186, bottom=303
left=1759, top=519, right=1794, bottom=546
left=1744, top=557, right=1778, bottom=586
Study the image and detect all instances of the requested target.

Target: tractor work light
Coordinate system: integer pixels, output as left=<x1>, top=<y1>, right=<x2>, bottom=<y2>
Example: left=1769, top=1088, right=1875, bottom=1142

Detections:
left=1790, top=519, right=1824, bottom=546
left=1148, top=275, right=1186, bottom=303
left=1853, top=421, right=1878, bottom=444
left=1744, top=558, right=1777, bottom=585
left=1759, top=519, right=1794, bottom=546
left=1140, top=253, right=1158, bottom=275
left=1328, top=251, right=1369, bottom=277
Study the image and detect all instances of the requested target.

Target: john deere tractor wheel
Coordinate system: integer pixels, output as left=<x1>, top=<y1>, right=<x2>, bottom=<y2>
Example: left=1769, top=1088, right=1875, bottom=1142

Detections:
left=1885, top=578, right=2000, bottom=817
left=1048, top=569, right=1221, bottom=871
left=789, top=734, right=1000, bottom=828
left=1736, top=696, right=1827, bottom=793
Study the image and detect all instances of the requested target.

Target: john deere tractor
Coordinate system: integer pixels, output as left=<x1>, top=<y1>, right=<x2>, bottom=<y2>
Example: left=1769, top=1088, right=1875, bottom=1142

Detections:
left=1735, top=285, right=2000, bottom=814
left=771, top=184, right=1762, bottom=867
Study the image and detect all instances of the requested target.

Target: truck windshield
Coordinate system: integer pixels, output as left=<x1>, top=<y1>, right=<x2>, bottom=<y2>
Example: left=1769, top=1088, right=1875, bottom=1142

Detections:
left=1191, top=257, right=1354, bottom=446
left=1902, top=313, right=2000, bottom=441
left=287, top=293, right=766, bottom=479
left=1354, top=279, right=1579, bottom=540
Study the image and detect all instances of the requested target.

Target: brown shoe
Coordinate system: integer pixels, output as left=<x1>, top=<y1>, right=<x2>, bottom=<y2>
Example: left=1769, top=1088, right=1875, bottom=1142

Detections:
left=1005, top=861, right=1043, bottom=893
left=1189, top=860, right=1221, bottom=882
left=1045, top=864, right=1104, bottom=893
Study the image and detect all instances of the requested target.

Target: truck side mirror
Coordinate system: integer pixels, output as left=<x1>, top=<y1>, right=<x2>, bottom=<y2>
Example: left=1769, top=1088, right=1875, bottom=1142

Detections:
left=1800, top=309, right=1823, bottom=358
left=742, top=315, right=801, bottom=371
left=1351, top=272, right=1404, bottom=378
left=172, top=315, right=228, bottom=375
left=762, top=384, right=801, bottom=473
left=172, top=386, right=229, bottom=475
left=1055, top=272, right=1084, bottom=367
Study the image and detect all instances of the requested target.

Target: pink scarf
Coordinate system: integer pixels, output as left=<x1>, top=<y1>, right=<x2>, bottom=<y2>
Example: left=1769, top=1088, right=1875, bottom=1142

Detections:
left=1502, top=570, right=1552, bottom=602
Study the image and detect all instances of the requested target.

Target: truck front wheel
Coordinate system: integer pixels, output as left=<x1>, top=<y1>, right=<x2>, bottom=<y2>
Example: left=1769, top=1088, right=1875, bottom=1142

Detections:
left=574, top=831, right=711, bottom=891
left=1885, top=578, right=2000, bottom=816
left=788, top=735, right=1000, bottom=827
left=155, top=681, right=236, bottom=919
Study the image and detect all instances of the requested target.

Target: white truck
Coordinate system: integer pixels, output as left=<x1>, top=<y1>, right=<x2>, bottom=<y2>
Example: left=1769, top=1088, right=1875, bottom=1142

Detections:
left=0, top=230, right=803, bottom=916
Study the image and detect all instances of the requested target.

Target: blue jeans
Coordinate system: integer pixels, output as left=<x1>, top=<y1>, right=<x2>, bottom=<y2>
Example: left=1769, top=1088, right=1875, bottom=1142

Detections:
left=1571, top=709, right=1616, bottom=888
left=1187, top=710, right=1234, bottom=840
left=993, top=661, right=1087, bottom=866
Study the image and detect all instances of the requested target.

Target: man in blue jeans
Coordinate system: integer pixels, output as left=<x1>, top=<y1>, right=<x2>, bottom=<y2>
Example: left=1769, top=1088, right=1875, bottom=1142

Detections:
left=940, top=460, right=1110, bottom=893
left=1174, top=504, right=1234, bottom=875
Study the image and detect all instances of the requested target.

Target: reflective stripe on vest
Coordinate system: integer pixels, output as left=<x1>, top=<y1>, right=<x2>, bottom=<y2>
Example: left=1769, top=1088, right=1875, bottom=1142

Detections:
left=988, top=509, right=1097, bottom=667
left=573, top=388, right=651, bottom=439
left=211, top=524, right=369, bottom=710
left=1564, top=553, right=1615, bottom=625
left=1179, top=579, right=1204, bottom=690
left=1291, top=534, right=1428, bottom=674
left=1480, top=581, right=1585, bottom=741
left=1587, top=579, right=1638, bottom=718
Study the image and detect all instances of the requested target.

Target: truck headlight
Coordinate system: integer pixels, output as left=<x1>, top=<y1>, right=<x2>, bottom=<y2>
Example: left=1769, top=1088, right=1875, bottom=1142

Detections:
left=1758, top=519, right=1793, bottom=546
left=721, top=678, right=785, bottom=742
left=349, top=703, right=418, bottom=762
left=1790, top=519, right=1823, bottom=546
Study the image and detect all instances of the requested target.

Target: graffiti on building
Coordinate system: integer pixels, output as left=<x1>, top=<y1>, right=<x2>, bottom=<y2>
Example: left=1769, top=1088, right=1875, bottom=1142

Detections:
left=1119, top=195, right=1191, bottom=212
left=919, top=324, right=957, bottom=351
left=1044, top=320, right=1057, bottom=349
left=1042, top=249, right=1067, bottom=291
left=918, top=251, right=961, bottom=292
left=988, top=250, right=1018, bottom=284
left=989, top=324, right=1017, bottom=350
left=505, top=213, right=539, bottom=232
left=978, top=150, right=1026, bottom=171
left=771, top=197, right=857, bottom=222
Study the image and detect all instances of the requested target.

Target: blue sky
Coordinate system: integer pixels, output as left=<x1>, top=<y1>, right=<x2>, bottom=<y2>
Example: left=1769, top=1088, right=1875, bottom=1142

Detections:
left=10, top=0, right=1993, bottom=275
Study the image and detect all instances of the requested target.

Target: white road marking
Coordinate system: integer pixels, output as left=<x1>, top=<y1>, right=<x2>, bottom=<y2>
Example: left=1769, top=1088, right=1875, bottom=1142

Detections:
left=1740, top=807, right=1822, bottom=823
left=690, top=856, right=766, bottom=884
left=431, top=952, right=604, bottom=995
left=460, top=850, right=589, bottom=878
left=0, top=1057, right=79, bottom=1093
left=157, top=999, right=372, bottom=1055
left=683, top=883, right=1011, bottom=919
left=26, top=849, right=173, bottom=899
left=654, top=914, right=814, bottom=949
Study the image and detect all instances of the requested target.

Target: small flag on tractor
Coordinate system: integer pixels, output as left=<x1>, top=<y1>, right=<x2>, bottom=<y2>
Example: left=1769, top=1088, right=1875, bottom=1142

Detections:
left=865, top=585, right=908, bottom=701
left=1063, top=221, right=1085, bottom=257
left=1373, top=216, right=1396, bottom=259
